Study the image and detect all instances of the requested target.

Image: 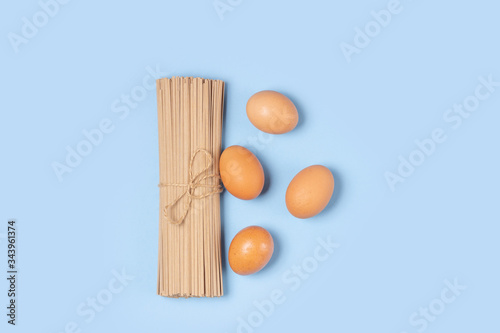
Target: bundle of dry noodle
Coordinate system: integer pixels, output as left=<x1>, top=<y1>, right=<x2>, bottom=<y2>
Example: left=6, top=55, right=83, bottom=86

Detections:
left=157, top=77, right=224, bottom=298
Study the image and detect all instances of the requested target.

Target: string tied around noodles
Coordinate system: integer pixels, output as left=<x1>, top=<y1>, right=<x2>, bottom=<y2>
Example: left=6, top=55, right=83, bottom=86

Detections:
left=158, top=148, right=222, bottom=225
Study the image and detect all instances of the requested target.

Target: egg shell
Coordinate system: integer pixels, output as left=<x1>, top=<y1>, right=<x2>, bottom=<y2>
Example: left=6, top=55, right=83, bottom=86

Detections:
left=285, top=165, right=334, bottom=219
left=229, top=226, right=274, bottom=275
left=246, top=90, right=299, bottom=134
left=219, top=145, right=265, bottom=200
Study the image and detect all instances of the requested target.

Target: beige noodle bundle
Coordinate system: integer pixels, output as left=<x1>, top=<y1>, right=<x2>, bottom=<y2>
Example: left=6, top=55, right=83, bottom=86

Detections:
left=156, top=77, right=224, bottom=298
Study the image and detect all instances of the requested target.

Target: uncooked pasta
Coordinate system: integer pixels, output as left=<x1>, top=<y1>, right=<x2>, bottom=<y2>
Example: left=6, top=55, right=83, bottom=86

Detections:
left=156, top=77, right=224, bottom=298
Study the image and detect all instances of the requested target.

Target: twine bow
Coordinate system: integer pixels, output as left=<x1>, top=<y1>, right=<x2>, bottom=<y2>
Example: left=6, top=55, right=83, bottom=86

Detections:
left=158, top=148, right=222, bottom=225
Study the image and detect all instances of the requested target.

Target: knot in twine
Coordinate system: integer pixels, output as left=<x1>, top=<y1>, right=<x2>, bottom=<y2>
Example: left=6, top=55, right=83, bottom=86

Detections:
left=158, top=149, right=222, bottom=225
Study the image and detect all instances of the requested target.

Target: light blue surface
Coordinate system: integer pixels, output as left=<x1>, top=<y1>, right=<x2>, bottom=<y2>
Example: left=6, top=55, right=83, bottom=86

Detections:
left=1, top=0, right=499, bottom=332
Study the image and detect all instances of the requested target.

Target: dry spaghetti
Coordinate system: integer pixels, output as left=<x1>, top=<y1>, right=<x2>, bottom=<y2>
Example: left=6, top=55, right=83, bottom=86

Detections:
left=157, top=77, right=224, bottom=298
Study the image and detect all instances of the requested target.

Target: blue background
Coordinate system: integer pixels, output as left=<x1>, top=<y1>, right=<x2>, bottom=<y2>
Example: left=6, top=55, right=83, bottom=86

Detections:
left=1, top=0, right=499, bottom=332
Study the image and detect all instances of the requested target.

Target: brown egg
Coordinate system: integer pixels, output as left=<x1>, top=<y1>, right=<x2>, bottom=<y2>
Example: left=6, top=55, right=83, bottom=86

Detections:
left=220, top=145, right=265, bottom=200
left=246, top=90, right=299, bottom=134
left=286, top=165, right=334, bottom=219
left=229, top=226, right=274, bottom=275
